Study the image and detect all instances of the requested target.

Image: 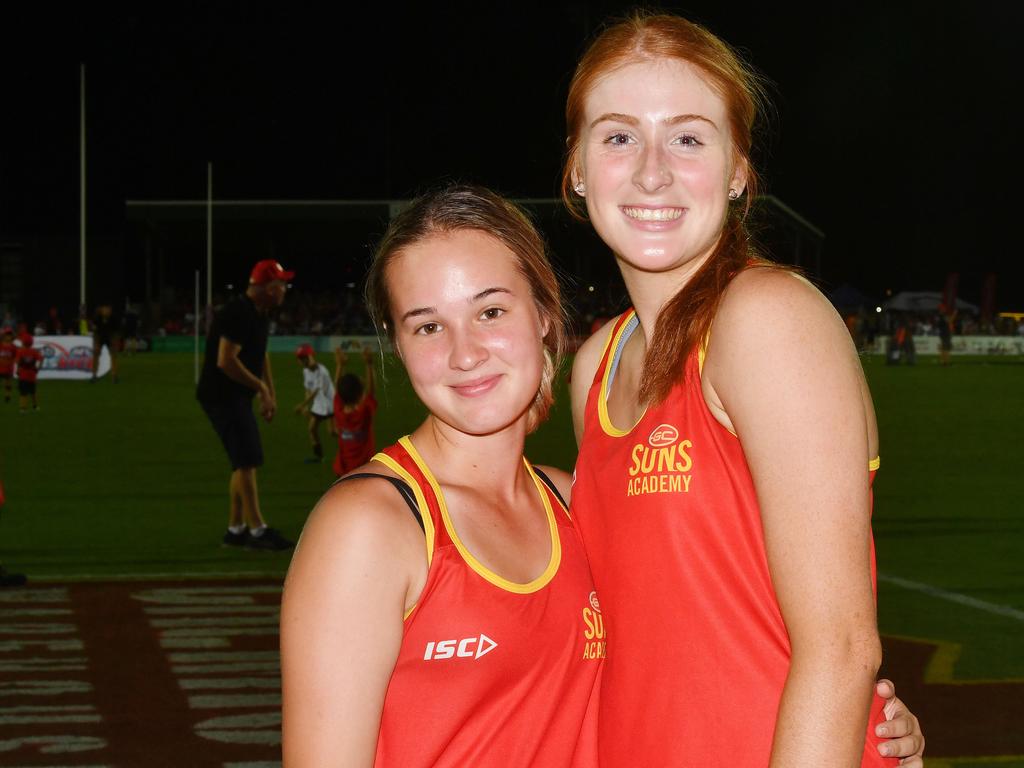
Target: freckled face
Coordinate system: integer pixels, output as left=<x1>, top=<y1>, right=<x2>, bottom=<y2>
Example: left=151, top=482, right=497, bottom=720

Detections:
left=577, top=58, right=745, bottom=278
left=386, top=229, right=548, bottom=437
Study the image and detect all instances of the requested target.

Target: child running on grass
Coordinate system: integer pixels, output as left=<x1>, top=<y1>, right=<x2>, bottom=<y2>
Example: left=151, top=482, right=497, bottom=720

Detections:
left=14, top=334, right=42, bottom=413
left=293, top=344, right=335, bottom=464
left=331, top=344, right=376, bottom=477
left=0, top=328, right=15, bottom=403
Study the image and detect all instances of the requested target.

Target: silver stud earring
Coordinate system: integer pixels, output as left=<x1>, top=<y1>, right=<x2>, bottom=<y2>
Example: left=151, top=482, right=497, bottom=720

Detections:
left=728, top=188, right=740, bottom=200
left=574, top=182, right=585, bottom=195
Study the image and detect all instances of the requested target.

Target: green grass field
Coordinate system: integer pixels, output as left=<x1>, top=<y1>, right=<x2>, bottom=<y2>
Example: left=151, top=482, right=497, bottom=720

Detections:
left=1, top=351, right=1022, bottom=686
left=0, top=351, right=576, bottom=582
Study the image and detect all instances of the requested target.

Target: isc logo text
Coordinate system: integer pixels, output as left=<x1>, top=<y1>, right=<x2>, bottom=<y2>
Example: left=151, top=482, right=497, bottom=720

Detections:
left=423, top=633, right=498, bottom=661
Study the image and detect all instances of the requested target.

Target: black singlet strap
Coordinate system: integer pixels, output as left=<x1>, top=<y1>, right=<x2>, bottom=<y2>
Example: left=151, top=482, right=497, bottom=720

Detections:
left=531, top=466, right=568, bottom=510
left=332, top=473, right=424, bottom=532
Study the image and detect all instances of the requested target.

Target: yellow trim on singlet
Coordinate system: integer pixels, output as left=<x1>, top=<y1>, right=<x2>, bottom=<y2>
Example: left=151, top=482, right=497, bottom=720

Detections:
left=869, top=456, right=881, bottom=471
left=695, top=326, right=742, bottom=438
left=368, top=451, right=436, bottom=621
left=697, top=332, right=709, bottom=376
left=598, top=311, right=648, bottom=438
left=398, top=436, right=562, bottom=595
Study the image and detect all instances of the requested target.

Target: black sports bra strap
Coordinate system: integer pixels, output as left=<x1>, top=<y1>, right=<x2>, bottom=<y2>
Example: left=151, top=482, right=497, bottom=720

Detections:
left=332, top=473, right=424, bottom=532
left=531, top=466, right=568, bottom=510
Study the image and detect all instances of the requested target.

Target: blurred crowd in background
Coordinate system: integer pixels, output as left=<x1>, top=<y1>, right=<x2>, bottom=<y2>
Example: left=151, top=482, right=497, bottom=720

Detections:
left=4, top=284, right=1023, bottom=353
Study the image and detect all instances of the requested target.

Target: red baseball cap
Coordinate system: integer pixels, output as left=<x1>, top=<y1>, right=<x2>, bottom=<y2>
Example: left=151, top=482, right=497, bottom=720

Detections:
left=19, top=333, right=33, bottom=348
left=295, top=343, right=314, bottom=358
left=249, top=259, right=295, bottom=285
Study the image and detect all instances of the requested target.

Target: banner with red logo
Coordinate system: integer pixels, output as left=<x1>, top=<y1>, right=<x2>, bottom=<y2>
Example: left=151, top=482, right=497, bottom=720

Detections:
left=17, top=335, right=111, bottom=380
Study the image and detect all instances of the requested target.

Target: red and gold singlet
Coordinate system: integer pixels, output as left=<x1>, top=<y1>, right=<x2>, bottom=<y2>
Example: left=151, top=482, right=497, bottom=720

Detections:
left=570, top=311, right=894, bottom=767
left=15, top=347, right=42, bottom=383
left=0, top=341, right=15, bottom=376
left=371, top=437, right=604, bottom=768
left=332, top=393, right=377, bottom=476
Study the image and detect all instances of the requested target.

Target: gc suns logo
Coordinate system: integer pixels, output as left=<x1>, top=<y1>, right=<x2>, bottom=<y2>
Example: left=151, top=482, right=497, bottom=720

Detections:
left=627, top=423, right=693, bottom=497
left=582, top=591, right=606, bottom=660
left=648, top=424, right=679, bottom=447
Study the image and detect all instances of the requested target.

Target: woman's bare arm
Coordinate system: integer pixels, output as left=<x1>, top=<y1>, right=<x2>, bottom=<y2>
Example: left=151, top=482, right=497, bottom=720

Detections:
left=706, top=268, right=881, bottom=767
left=281, top=476, right=427, bottom=767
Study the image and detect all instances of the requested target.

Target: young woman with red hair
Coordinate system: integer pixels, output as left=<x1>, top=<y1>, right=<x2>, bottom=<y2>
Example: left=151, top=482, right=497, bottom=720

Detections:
left=564, top=12, right=923, bottom=767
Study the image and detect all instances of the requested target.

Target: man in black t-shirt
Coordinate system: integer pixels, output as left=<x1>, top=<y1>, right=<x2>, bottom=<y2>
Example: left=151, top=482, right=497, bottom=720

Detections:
left=197, top=259, right=295, bottom=551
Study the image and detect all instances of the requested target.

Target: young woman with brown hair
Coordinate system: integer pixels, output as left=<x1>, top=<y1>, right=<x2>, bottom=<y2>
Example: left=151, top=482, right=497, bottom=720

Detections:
left=281, top=185, right=602, bottom=767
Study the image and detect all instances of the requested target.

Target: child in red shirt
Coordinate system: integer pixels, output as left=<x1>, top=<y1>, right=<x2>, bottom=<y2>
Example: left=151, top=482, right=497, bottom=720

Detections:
left=0, top=328, right=15, bottom=404
left=331, top=345, right=377, bottom=476
left=15, top=334, right=43, bottom=413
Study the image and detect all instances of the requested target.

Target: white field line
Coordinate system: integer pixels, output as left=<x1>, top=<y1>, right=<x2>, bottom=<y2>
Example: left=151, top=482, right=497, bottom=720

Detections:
left=0, top=715, right=101, bottom=725
left=178, top=677, right=280, bottom=691
left=151, top=616, right=279, bottom=629
left=0, top=624, right=76, bottom=636
left=160, top=627, right=279, bottom=639
left=173, top=662, right=280, bottom=675
left=169, top=651, right=279, bottom=663
left=0, top=640, right=84, bottom=652
left=188, top=693, right=281, bottom=709
left=0, top=680, right=92, bottom=695
left=161, top=638, right=232, bottom=649
left=146, top=605, right=280, bottom=616
left=0, top=589, right=69, bottom=603
left=879, top=573, right=1024, bottom=622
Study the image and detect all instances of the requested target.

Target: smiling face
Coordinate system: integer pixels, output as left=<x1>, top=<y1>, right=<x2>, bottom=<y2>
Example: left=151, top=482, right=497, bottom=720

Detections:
left=386, top=229, right=549, bottom=438
left=576, top=58, right=746, bottom=280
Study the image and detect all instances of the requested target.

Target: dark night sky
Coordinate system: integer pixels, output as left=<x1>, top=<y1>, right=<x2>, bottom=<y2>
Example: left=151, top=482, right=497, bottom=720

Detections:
left=2, top=2, right=1022, bottom=311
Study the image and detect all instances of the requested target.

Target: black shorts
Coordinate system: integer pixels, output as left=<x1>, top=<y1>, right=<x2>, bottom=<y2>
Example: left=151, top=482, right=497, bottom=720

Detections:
left=199, top=397, right=264, bottom=470
left=18, top=379, right=36, bottom=396
left=95, top=334, right=118, bottom=351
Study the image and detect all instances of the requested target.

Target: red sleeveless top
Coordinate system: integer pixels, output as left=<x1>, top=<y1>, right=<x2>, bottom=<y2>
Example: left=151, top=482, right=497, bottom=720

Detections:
left=570, top=312, right=894, bottom=767
left=0, top=341, right=15, bottom=375
left=332, top=393, right=377, bottom=475
left=371, top=437, right=603, bottom=768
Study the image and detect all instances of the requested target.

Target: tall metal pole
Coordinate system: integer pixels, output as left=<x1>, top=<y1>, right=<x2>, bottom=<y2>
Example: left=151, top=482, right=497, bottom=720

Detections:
left=206, top=162, right=213, bottom=316
left=194, top=270, right=201, bottom=384
left=79, top=64, right=87, bottom=319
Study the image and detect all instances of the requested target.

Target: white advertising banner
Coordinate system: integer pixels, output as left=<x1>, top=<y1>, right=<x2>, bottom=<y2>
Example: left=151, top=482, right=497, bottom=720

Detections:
left=867, top=335, right=1024, bottom=356
left=19, top=335, right=112, bottom=380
